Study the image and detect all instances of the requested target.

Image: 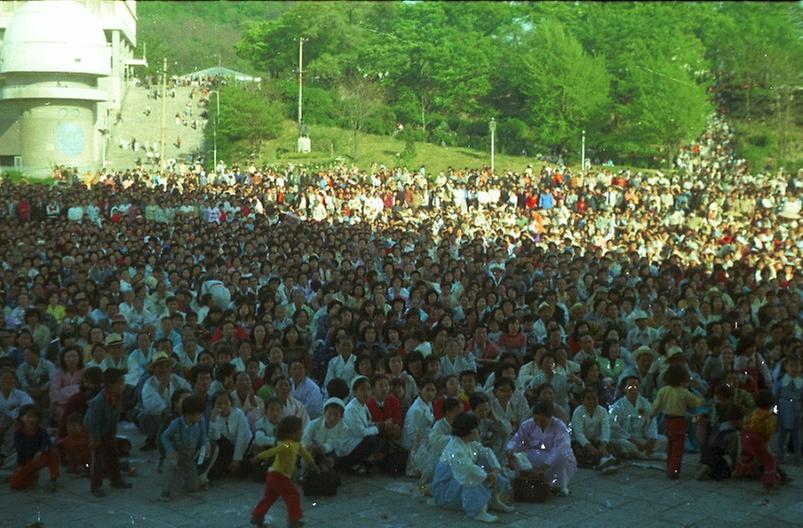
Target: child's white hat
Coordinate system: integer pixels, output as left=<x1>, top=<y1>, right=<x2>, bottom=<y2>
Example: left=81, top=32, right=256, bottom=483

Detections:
left=350, top=375, right=369, bottom=392
left=324, top=397, right=345, bottom=411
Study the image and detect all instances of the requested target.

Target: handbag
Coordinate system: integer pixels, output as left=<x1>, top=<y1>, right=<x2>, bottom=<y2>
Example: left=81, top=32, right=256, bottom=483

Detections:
left=301, top=469, right=341, bottom=497
left=512, top=470, right=549, bottom=503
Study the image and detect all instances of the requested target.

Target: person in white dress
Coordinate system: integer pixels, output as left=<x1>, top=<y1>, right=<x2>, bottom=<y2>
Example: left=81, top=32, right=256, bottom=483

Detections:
left=340, top=377, right=380, bottom=474
left=403, top=378, right=437, bottom=477
left=414, top=397, right=464, bottom=491
left=431, top=413, right=514, bottom=523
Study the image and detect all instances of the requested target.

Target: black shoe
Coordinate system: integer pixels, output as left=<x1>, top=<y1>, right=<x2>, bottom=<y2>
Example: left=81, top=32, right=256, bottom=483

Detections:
left=91, top=488, right=106, bottom=498
left=111, top=480, right=133, bottom=489
left=141, top=440, right=157, bottom=452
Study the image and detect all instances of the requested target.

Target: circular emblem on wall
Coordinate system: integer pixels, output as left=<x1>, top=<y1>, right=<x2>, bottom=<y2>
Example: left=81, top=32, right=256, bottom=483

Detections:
left=53, top=122, right=86, bottom=157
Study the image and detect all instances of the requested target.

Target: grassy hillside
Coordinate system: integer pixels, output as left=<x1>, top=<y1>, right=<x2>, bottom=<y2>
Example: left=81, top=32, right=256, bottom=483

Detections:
left=220, top=120, right=547, bottom=175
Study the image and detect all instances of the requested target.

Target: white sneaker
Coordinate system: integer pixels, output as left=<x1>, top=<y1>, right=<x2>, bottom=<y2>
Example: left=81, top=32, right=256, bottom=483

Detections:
left=597, top=455, right=617, bottom=470
left=473, top=510, right=498, bottom=523
left=600, top=464, right=619, bottom=475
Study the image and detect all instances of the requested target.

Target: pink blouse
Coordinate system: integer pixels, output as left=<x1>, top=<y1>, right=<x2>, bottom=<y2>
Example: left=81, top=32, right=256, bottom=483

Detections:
left=49, top=369, right=82, bottom=405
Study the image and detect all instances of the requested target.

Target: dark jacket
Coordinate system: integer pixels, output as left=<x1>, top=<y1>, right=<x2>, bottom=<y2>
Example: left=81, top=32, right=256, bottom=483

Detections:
left=84, top=389, right=121, bottom=443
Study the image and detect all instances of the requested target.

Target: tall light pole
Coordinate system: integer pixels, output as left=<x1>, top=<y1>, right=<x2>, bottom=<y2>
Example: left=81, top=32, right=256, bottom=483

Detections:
left=212, top=90, right=220, bottom=170
left=489, top=117, right=496, bottom=175
left=297, top=37, right=306, bottom=131
left=581, top=129, right=586, bottom=170
left=159, top=57, right=167, bottom=172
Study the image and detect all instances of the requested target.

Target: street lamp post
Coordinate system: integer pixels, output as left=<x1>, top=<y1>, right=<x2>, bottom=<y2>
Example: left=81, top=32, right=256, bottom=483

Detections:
left=581, top=129, right=586, bottom=171
left=212, top=90, right=220, bottom=170
left=489, top=117, right=496, bottom=175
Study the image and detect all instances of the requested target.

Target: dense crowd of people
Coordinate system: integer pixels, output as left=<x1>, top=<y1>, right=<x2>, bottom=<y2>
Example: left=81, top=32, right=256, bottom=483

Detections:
left=0, top=116, right=801, bottom=525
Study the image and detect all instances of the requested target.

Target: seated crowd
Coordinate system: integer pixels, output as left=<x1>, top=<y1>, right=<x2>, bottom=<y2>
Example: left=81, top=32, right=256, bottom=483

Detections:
left=0, top=116, right=801, bottom=524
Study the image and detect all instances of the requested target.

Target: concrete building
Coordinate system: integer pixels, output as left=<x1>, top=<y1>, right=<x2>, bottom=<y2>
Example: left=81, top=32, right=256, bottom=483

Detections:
left=0, top=0, right=143, bottom=177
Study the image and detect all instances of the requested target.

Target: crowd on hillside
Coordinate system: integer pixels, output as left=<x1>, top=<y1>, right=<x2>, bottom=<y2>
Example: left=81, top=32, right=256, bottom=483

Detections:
left=0, top=116, right=801, bottom=525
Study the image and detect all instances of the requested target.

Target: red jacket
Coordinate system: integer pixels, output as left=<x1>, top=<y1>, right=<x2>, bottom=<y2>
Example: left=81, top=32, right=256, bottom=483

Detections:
left=367, top=394, right=403, bottom=427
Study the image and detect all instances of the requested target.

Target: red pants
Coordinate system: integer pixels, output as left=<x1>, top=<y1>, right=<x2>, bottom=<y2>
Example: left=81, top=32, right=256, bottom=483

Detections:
left=252, top=471, right=302, bottom=522
left=665, top=416, right=686, bottom=478
left=735, top=431, right=778, bottom=487
left=10, top=448, right=60, bottom=490
left=90, top=434, right=121, bottom=491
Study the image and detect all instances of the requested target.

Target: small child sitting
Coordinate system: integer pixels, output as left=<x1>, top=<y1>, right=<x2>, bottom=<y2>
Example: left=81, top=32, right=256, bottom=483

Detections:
left=697, top=404, right=742, bottom=481
left=570, top=389, right=618, bottom=474
left=302, top=397, right=349, bottom=470
left=157, top=389, right=191, bottom=474
left=11, top=405, right=59, bottom=491
left=734, top=390, right=780, bottom=488
left=60, top=412, right=90, bottom=476
left=159, top=395, right=209, bottom=501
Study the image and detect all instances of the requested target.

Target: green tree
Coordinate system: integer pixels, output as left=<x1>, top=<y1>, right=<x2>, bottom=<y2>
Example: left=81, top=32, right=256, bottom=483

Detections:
left=206, top=85, right=283, bottom=162
left=337, top=78, right=386, bottom=159
left=517, top=19, right=611, bottom=159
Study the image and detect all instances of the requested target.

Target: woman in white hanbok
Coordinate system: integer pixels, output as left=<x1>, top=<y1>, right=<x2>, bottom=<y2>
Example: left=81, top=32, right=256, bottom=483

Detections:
left=403, top=380, right=436, bottom=476
left=432, top=413, right=514, bottom=523
left=414, top=398, right=463, bottom=489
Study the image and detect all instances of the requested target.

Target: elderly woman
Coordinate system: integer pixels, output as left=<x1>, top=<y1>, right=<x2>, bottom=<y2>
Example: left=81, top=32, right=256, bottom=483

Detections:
left=432, top=413, right=513, bottom=523
left=506, top=400, right=577, bottom=497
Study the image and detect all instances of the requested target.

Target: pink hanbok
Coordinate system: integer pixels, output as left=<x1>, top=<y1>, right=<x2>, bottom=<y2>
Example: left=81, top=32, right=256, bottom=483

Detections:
left=506, top=416, right=577, bottom=493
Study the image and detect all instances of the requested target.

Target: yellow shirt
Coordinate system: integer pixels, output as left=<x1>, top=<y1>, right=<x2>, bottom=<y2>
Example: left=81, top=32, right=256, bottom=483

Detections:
left=650, top=386, right=703, bottom=417
left=254, top=439, right=314, bottom=478
left=745, top=408, right=776, bottom=441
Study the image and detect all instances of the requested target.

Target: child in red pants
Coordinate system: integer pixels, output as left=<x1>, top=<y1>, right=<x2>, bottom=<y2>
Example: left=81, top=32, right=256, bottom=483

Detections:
left=651, top=365, right=703, bottom=479
left=250, top=416, right=319, bottom=528
left=735, top=390, right=780, bottom=488
left=11, top=404, right=59, bottom=491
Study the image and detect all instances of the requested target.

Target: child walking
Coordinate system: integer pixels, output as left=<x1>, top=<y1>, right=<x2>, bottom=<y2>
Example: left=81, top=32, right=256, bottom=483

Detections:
left=159, top=395, right=208, bottom=501
left=651, top=365, right=703, bottom=479
left=10, top=405, right=59, bottom=491
left=250, top=416, right=320, bottom=528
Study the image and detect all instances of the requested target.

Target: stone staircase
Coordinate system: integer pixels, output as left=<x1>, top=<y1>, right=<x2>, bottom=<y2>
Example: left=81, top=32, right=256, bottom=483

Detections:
left=105, top=83, right=207, bottom=170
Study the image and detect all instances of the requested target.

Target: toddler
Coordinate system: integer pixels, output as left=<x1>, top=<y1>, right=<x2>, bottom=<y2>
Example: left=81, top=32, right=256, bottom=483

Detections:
left=250, top=416, right=320, bottom=528
left=10, top=405, right=59, bottom=491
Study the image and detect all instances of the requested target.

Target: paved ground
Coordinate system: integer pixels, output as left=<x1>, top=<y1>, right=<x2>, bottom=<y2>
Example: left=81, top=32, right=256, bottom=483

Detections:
left=2, top=421, right=802, bottom=528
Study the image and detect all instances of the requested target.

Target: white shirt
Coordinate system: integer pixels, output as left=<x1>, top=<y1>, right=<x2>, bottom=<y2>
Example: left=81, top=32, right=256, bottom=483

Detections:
left=439, top=353, right=477, bottom=377
left=571, top=404, right=612, bottom=447
left=0, top=388, right=34, bottom=419
left=281, top=396, right=310, bottom=430
left=253, top=416, right=279, bottom=448
left=303, top=415, right=350, bottom=456
left=438, top=436, right=501, bottom=487
left=403, top=396, right=434, bottom=450
left=609, top=395, right=659, bottom=442
left=141, top=374, right=191, bottom=415
left=323, top=354, right=357, bottom=392
left=342, top=398, right=379, bottom=454
left=209, top=407, right=252, bottom=461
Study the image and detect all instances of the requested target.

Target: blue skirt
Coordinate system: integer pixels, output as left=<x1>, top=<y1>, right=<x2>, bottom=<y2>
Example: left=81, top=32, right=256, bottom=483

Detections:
left=432, top=461, right=510, bottom=518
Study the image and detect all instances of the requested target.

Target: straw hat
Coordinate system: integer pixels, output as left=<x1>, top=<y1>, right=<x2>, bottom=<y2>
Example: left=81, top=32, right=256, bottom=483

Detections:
left=147, top=351, right=176, bottom=371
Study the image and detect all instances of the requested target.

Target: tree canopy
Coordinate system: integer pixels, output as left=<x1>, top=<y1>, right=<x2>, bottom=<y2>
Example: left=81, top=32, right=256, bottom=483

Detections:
left=143, top=1, right=801, bottom=169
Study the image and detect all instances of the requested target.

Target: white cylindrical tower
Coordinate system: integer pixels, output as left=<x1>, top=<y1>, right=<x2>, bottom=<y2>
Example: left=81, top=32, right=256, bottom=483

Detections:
left=0, top=0, right=110, bottom=177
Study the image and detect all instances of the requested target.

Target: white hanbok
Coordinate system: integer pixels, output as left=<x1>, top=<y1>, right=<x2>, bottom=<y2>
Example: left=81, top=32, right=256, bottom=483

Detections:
left=432, top=436, right=510, bottom=518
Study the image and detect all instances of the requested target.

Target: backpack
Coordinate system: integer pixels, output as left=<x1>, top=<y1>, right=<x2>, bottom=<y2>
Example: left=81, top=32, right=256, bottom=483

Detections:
left=301, top=469, right=341, bottom=497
